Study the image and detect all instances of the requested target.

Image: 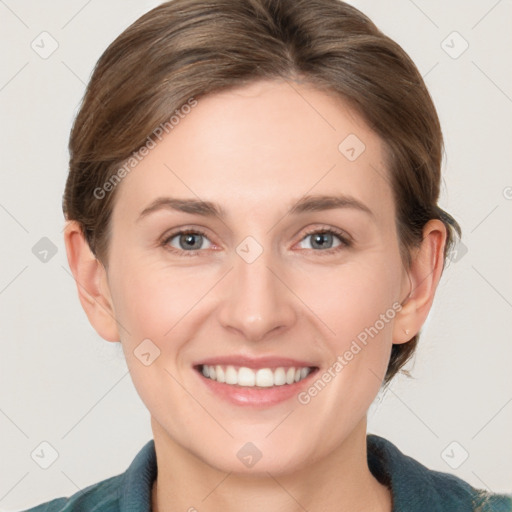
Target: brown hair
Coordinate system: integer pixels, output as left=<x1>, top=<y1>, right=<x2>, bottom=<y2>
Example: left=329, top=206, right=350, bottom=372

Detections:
left=63, top=0, right=461, bottom=385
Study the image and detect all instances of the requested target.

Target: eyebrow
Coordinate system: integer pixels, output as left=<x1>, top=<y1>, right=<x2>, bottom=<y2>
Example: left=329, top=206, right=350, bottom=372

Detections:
left=136, top=194, right=374, bottom=222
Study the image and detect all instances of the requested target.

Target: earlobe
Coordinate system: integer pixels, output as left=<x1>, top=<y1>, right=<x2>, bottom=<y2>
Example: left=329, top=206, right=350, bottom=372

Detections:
left=63, top=220, right=120, bottom=342
left=393, top=219, right=447, bottom=344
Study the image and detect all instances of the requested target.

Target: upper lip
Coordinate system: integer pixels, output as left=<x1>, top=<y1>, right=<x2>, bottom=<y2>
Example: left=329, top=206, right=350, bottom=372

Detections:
left=194, top=355, right=318, bottom=370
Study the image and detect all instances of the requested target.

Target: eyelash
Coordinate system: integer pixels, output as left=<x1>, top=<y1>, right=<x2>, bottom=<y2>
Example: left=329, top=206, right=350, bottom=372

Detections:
left=160, top=226, right=352, bottom=257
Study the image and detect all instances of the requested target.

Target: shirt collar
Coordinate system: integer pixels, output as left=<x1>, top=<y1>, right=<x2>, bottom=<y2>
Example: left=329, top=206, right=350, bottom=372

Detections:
left=118, top=434, right=480, bottom=512
left=367, top=434, right=476, bottom=511
left=119, top=439, right=157, bottom=512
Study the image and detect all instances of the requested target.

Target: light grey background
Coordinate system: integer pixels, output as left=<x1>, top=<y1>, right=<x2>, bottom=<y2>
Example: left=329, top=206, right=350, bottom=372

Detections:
left=0, top=0, right=511, bottom=510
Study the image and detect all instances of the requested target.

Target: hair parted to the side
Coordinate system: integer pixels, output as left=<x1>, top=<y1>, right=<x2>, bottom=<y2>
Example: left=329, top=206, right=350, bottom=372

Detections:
left=62, top=0, right=461, bottom=386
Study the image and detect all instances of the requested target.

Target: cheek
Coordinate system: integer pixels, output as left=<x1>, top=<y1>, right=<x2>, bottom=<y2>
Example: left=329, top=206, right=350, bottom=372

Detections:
left=110, top=261, right=210, bottom=341
left=295, top=257, right=402, bottom=402
left=295, top=262, right=400, bottom=404
left=298, top=257, right=401, bottom=340
left=108, top=264, right=207, bottom=428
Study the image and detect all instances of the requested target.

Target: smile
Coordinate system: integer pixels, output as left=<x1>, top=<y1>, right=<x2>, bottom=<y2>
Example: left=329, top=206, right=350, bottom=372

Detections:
left=198, top=364, right=315, bottom=387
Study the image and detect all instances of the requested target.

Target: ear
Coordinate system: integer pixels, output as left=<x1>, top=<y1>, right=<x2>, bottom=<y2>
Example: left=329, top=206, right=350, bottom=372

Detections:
left=393, top=219, right=447, bottom=344
left=63, top=220, right=120, bottom=342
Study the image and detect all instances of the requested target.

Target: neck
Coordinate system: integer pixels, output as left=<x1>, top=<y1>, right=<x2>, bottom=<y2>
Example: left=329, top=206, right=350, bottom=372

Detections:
left=150, top=416, right=392, bottom=512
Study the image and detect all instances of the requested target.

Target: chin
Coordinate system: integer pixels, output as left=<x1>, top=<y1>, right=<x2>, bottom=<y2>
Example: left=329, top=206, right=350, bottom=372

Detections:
left=198, top=439, right=317, bottom=477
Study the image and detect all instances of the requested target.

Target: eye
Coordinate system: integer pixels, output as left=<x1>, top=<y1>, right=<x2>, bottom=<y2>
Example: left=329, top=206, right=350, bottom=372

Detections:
left=160, top=226, right=351, bottom=257
left=297, top=227, right=351, bottom=254
left=162, top=229, right=213, bottom=255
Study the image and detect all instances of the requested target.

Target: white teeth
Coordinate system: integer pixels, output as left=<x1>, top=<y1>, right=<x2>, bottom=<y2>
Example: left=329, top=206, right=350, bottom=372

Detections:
left=273, top=367, right=286, bottom=386
left=255, top=368, right=274, bottom=387
left=200, top=364, right=313, bottom=387
left=238, top=367, right=255, bottom=386
left=225, top=365, right=238, bottom=385
left=216, top=365, right=225, bottom=383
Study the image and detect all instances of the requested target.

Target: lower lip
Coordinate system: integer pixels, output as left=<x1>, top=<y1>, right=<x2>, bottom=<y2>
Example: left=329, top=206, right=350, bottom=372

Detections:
left=195, top=367, right=319, bottom=407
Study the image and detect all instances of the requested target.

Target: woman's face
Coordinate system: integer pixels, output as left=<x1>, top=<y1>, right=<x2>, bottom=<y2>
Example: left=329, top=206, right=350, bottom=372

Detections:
left=105, top=79, right=409, bottom=474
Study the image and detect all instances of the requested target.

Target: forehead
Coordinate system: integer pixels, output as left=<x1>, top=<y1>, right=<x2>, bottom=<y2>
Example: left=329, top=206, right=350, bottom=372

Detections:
left=112, top=79, right=393, bottom=224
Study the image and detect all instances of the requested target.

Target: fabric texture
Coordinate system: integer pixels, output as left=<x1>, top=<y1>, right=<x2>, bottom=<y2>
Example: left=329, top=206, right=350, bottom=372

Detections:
left=20, top=434, right=512, bottom=511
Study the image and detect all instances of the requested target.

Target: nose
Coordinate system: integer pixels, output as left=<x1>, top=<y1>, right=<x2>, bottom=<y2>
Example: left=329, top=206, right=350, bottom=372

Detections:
left=217, top=243, right=297, bottom=342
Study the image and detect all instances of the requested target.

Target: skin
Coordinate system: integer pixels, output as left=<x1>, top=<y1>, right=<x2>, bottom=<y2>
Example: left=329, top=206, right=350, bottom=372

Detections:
left=64, top=79, right=446, bottom=512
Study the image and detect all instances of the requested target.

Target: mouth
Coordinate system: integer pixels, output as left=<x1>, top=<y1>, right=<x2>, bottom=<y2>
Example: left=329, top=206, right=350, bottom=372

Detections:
left=195, top=364, right=317, bottom=387
left=192, top=358, right=320, bottom=407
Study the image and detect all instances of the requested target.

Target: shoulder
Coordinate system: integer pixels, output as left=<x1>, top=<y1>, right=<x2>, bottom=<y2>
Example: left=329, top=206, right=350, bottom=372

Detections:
left=19, top=473, right=122, bottom=512
left=367, top=434, right=512, bottom=511
left=19, top=439, right=156, bottom=512
left=472, top=490, right=512, bottom=512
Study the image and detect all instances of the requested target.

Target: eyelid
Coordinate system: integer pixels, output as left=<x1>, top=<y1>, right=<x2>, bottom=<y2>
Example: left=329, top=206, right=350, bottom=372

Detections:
left=160, top=224, right=352, bottom=256
left=299, top=225, right=352, bottom=244
left=294, top=226, right=352, bottom=256
left=160, top=226, right=215, bottom=254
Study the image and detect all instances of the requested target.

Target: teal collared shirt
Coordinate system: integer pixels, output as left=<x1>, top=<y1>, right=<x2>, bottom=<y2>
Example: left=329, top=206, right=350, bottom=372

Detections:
left=21, top=434, right=512, bottom=511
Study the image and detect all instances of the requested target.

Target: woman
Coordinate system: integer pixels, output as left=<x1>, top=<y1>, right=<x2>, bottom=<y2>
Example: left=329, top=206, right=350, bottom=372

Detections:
left=21, top=0, right=511, bottom=510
